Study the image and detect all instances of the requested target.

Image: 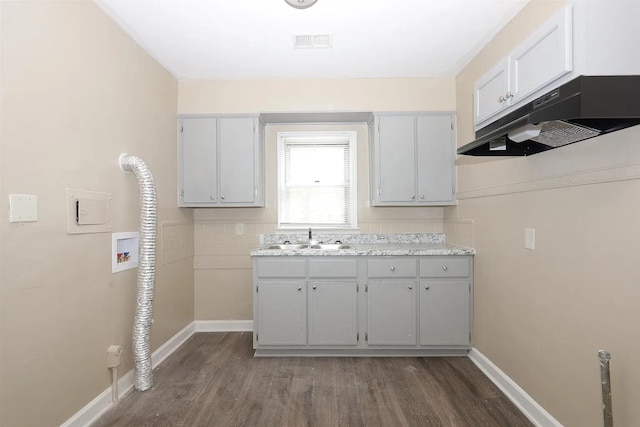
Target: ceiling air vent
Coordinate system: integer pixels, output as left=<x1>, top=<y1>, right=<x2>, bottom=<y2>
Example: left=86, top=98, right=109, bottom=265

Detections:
left=293, top=34, right=332, bottom=49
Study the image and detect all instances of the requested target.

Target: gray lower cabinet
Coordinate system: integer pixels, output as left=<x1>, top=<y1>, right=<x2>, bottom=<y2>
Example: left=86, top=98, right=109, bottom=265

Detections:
left=308, top=281, right=358, bottom=346
left=420, top=280, right=470, bottom=346
left=419, top=257, right=471, bottom=346
left=256, top=281, right=306, bottom=345
left=367, top=281, right=417, bottom=346
left=366, top=257, right=417, bottom=346
left=253, top=255, right=473, bottom=355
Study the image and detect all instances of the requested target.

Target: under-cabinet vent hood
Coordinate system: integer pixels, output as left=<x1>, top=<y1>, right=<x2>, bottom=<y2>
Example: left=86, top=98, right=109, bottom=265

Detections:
left=458, top=75, right=640, bottom=156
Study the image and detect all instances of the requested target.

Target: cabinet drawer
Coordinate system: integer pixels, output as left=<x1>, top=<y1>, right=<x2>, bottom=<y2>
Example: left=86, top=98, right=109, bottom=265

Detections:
left=256, top=259, right=306, bottom=278
left=420, top=258, right=470, bottom=278
left=309, top=259, right=357, bottom=278
left=368, top=259, right=417, bottom=278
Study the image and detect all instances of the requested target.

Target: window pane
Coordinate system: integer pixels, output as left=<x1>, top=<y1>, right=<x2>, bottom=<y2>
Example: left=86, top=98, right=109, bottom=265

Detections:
left=287, top=145, right=347, bottom=185
left=278, top=131, right=357, bottom=229
left=282, top=186, right=348, bottom=225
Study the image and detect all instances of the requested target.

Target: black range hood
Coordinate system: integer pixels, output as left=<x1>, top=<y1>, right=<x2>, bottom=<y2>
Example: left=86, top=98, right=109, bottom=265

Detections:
left=458, top=75, right=640, bottom=156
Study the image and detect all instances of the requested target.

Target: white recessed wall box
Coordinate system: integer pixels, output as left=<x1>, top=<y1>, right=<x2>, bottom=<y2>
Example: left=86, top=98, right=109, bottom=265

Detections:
left=112, top=232, right=139, bottom=273
left=67, top=188, right=112, bottom=234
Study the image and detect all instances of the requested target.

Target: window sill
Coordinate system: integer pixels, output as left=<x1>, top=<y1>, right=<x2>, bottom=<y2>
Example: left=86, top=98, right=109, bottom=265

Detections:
left=276, top=227, right=361, bottom=234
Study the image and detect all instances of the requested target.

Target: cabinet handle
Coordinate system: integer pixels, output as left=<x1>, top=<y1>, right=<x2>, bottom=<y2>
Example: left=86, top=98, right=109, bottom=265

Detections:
left=411, top=195, right=415, bottom=200
left=443, top=266, right=448, bottom=271
left=498, top=95, right=506, bottom=103
left=506, top=91, right=514, bottom=99
left=390, top=266, right=395, bottom=271
left=221, top=195, right=225, bottom=200
left=312, top=285, right=317, bottom=290
left=408, top=285, right=413, bottom=290
left=420, top=195, right=424, bottom=199
left=297, top=286, right=302, bottom=291
left=425, top=285, right=430, bottom=290
left=210, top=195, right=215, bottom=200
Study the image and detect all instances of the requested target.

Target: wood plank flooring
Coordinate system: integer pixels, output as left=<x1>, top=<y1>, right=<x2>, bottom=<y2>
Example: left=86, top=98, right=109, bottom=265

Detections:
left=94, top=333, right=533, bottom=427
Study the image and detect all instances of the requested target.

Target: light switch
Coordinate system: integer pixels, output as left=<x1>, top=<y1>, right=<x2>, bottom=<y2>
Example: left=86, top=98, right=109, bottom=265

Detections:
left=525, top=228, right=536, bottom=250
left=9, top=194, right=38, bottom=222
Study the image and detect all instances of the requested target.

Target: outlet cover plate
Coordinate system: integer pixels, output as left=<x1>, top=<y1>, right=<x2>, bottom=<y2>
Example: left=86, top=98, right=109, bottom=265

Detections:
left=525, top=228, right=536, bottom=250
left=9, top=194, right=38, bottom=222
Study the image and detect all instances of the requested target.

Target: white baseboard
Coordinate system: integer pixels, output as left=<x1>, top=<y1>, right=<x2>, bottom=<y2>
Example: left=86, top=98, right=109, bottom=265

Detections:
left=151, top=322, right=195, bottom=367
left=62, top=322, right=195, bottom=427
left=194, top=319, right=253, bottom=332
left=468, top=348, right=562, bottom=427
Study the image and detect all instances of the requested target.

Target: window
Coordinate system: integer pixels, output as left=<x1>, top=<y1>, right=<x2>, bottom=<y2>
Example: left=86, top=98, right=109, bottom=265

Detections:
left=277, top=131, right=357, bottom=229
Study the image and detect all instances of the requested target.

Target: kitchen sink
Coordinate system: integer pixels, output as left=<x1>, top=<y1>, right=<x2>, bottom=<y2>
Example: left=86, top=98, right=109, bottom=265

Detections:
left=265, top=243, right=354, bottom=250
left=308, top=244, right=353, bottom=250
left=266, top=244, right=309, bottom=250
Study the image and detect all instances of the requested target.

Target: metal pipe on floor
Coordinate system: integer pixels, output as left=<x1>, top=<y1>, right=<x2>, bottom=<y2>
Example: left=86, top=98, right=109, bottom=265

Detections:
left=599, top=349, right=613, bottom=427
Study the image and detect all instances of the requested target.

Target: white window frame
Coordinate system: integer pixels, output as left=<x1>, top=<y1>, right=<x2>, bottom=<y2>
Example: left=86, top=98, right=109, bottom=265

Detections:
left=277, top=131, right=358, bottom=230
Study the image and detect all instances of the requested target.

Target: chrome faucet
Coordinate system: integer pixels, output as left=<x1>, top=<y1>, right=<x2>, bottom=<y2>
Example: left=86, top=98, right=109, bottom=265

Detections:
left=308, top=227, right=317, bottom=245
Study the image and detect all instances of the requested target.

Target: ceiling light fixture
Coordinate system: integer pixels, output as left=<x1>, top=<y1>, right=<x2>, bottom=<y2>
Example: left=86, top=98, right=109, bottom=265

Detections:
left=284, top=0, right=318, bottom=9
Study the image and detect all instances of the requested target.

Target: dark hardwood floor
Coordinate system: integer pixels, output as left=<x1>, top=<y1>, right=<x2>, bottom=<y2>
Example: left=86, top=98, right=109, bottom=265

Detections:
left=94, top=333, right=532, bottom=427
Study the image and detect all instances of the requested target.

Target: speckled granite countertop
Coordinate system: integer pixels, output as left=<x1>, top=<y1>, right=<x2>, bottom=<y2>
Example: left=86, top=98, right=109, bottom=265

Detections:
left=251, top=233, right=475, bottom=257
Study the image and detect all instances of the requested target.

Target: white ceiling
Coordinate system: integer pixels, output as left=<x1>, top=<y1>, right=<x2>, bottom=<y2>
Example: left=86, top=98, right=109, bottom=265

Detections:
left=95, top=0, right=530, bottom=81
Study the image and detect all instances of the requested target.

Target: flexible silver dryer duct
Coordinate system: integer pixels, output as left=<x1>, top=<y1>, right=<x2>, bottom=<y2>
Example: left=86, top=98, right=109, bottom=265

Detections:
left=119, top=153, right=157, bottom=391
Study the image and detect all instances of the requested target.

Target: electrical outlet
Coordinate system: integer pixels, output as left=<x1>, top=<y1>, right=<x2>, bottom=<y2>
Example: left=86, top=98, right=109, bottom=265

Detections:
left=107, top=345, right=122, bottom=368
left=235, top=223, right=244, bottom=235
left=525, top=228, right=536, bottom=250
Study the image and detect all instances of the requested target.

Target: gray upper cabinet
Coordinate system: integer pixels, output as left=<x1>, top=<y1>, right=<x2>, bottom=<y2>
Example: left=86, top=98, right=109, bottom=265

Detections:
left=375, top=115, right=416, bottom=204
left=371, top=113, right=456, bottom=206
left=181, top=117, right=217, bottom=204
left=178, top=115, right=264, bottom=207
left=473, top=58, right=510, bottom=125
left=474, top=6, right=572, bottom=128
left=476, top=0, right=640, bottom=131
left=416, top=115, right=457, bottom=203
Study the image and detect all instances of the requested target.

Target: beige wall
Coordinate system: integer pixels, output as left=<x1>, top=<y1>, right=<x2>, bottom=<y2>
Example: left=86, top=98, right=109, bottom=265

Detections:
left=179, top=78, right=456, bottom=320
left=0, top=2, right=193, bottom=426
left=453, top=0, right=640, bottom=425
left=179, top=78, right=456, bottom=114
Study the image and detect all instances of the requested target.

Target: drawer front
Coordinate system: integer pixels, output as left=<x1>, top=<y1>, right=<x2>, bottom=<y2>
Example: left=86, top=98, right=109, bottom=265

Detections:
left=256, top=259, right=306, bottom=278
left=368, top=258, right=417, bottom=278
left=420, top=258, right=470, bottom=278
left=308, top=259, right=358, bottom=278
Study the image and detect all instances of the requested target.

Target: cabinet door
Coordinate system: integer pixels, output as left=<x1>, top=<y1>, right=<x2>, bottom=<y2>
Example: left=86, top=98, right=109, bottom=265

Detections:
left=256, top=282, right=306, bottom=345
left=375, top=115, right=416, bottom=203
left=510, top=6, right=572, bottom=105
left=180, top=118, right=217, bottom=204
left=474, top=58, right=510, bottom=126
left=308, top=281, right=358, bottom=346
left=219, top=117, right=256, bottom=204
left=416, top=115, right=455, bottom=204
left=367, top=281, right=416, bottom=345
left=419, top=280, right=470, bottom=346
